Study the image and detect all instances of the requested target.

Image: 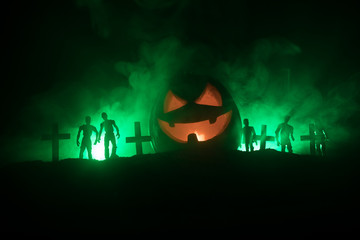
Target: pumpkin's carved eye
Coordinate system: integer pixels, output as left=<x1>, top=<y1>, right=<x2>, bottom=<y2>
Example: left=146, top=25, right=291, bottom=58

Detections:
left=164, top=90, right=187, bottom=113
left=195, top=83, right=222, bottom=107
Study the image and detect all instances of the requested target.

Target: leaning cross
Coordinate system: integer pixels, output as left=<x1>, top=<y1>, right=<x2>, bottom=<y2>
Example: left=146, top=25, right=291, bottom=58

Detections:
left=300, top=123, right=316, bottom=155
left=41, top=123, right=71, bottom=162
left=254, top=125, right=275, bottom=150
left=126, top=122, right=152, bottom=155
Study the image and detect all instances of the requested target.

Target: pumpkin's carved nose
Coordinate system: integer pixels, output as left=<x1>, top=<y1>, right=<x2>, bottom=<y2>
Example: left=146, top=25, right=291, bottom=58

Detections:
left=187, top=133, right=199, bottom=144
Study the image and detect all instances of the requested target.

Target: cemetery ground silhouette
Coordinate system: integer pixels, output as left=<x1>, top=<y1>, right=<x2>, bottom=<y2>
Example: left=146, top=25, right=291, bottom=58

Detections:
left=0, top=149, right=359, bottom=236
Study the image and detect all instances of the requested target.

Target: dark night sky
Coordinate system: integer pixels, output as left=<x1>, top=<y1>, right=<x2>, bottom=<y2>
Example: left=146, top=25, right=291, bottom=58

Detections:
left=2, top=0, right=359, bottom=160
left=4, top=0, right=359, bottom=91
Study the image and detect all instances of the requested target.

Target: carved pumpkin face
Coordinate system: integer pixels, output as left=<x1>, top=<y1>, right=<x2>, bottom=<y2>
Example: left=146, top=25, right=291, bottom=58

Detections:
left=150, top=75, right=241, bottom=152
left=158, top=83, right=233, bottom=143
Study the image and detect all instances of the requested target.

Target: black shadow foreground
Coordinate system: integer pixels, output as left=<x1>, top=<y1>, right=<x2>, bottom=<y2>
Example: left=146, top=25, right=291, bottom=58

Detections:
left=0, top=150, right=359, bottom=236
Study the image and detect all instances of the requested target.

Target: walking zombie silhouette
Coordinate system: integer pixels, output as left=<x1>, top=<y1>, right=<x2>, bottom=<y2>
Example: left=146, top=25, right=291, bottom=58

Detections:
left=97, top=112, right=120, bottom=159
left=242, top=119, right=256, bottom=152
left=275, top=116, right=295, bottom=153
left=77, top=116, right=99, bottom=159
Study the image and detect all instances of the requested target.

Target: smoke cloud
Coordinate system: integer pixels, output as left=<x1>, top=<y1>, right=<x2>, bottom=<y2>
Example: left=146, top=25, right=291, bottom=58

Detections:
left=3, top=0, right=359, bottom=162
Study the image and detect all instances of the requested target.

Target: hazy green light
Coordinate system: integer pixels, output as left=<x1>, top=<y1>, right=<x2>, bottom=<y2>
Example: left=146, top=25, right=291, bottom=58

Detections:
left=238, top=108, right=313, bottom=154
left=61, top=108, right=154, bottom=161
left=92, top=136, right=106, bottom=161
left=237, top=140, right=279, bottom=152
left=18, top=36, right=351, bottom=162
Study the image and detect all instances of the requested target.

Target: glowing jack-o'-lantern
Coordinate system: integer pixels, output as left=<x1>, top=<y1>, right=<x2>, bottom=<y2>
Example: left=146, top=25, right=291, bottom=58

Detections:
left=150, top=75, right=241, bottom=152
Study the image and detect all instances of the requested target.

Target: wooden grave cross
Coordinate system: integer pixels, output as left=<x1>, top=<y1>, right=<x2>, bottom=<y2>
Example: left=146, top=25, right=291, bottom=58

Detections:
left=254, top=125, right=275, bottom=150
left=126, top=122, right=152, bottom=155
left=300, top=123, right=317, bottom=155
left=41, top=123, right=71, bottom=162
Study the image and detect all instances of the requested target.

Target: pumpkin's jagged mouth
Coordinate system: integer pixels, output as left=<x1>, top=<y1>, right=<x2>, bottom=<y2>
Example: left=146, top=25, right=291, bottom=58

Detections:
left=158, top=110, right=232, bottom=143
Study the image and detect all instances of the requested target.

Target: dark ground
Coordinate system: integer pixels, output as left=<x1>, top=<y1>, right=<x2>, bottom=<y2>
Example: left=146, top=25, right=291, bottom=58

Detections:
left=0, top=149, right=359, bottom=236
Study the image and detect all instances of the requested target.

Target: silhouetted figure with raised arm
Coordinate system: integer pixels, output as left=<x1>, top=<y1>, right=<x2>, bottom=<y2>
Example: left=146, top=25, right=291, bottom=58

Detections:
left=242, top=119, right=256, bottom=152
left=77, top=116, right=98, bottom=160
left=98, top=112, right=120, bottom=159
left=314, top=121, right=328, bottom=156
left=275, top=116, right=295, bottom=153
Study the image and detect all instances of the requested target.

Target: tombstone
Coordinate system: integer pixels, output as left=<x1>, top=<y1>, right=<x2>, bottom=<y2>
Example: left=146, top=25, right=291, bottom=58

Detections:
left=254, top=125, right=275, bottom=150
left=300, top=123, right=316, bottom=155
left=41, top=123, right=71, bottom=162
left=126, top=122, right=152, bottom=155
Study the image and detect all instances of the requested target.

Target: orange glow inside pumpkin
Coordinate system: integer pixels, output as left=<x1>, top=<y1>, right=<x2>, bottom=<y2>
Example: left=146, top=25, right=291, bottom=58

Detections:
left=158, top=111, right=232, bottom=143
left=195, top=83, right=222, bottom=107
left=163, top=90, right=187, bottom=113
